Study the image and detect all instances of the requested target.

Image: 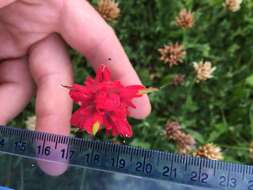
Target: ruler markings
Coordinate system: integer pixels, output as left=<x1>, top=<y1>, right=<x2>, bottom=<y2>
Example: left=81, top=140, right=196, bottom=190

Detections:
left=1, top=126, right=253, bottom=189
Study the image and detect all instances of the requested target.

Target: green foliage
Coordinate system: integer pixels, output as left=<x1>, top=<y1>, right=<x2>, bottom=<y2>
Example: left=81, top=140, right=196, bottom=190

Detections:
left=112, top=0, right=253, bottom=163
left=16, top=0, right=253, bottom=163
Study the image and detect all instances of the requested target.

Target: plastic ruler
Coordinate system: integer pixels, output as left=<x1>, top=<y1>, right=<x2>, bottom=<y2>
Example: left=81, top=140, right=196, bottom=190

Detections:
left=0, top=126, right=253, bottom=190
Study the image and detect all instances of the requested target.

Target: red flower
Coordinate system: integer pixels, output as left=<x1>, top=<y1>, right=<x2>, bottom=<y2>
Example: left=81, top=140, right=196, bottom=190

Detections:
left=67, top=64, right=145, bottom=138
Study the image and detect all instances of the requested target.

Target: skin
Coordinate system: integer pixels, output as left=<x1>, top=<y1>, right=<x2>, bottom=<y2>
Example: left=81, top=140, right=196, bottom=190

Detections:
left=0, top=0, right=151, bottom=175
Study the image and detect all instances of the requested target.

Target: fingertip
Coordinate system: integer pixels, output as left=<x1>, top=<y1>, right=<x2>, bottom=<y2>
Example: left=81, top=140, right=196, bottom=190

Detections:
left=37, top=160, right=69, bottom=177
left=36, top=141, right=69, bottom=176
left=35, top=117, right=71, bottom=176
left=128, top=95, right=151, bottom=119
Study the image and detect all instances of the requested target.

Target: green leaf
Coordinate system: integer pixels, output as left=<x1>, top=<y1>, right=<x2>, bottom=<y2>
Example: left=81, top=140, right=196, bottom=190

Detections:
left=186, top=130, right=205, bottom=144
left=139, top=87, right=159, bottom=95
left=160, top=74, right=174, bottom=86
left=246, top=75, right=253, bottom=86
left=207, top=123, right=227, bottom=142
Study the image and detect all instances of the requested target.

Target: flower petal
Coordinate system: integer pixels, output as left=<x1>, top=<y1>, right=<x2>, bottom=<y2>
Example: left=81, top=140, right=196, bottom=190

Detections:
left=71, top=109, right=85, bottom=128
left=110, top=115, right=133, bottom=137
left=71, top=107, right=100, bottom=135
left=68, top=65, right=145, bottom=138
left=119, top=85, right=144, bottom=108
left=120, top=85, right=144, bottom=99
left=95, top=91, right=121, bottom=111
left=96, top=64, right=111, bottom=82
left=69, top=84, right=91, bottom=104
left=84, top=77, right=96, bottom=86
left=92, top=121, right=101, bottom=136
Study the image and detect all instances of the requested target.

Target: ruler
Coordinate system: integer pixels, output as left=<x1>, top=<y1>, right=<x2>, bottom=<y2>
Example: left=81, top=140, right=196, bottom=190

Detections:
left=0, top=126, right=253, bottom=190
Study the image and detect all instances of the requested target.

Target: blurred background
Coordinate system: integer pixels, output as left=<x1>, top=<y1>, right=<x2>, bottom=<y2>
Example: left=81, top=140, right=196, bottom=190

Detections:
left=13, top=0, right=253, bottom=164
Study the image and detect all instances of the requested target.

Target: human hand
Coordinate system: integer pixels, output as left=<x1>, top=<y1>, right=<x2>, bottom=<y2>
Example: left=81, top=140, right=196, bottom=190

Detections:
left=0, top=0, right=151, bottom=175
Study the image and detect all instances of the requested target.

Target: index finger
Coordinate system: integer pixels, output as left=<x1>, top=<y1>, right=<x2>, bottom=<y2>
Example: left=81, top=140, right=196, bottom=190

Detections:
left=59, top=0, right=151, bottom=119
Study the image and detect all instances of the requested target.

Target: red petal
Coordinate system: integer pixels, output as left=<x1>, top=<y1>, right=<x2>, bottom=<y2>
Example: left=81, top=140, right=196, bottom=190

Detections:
left=95, top=91, right=121, bottom=112
left=71, top=107, right=101, bottom=135
left=119, top=85, right=145, bottom=109
left=71, top=109, right=86, bottom=128
left=120, top=85, right=144, bottom=99
left=96, top=64, right=111, bottom=82
left=84, top=77, right=95, bottom=86
left=118, top=120, right=133, bottom=137
left=110, top=115, right=133, bottom=138
left=69, top=84, right=91, bottom=104
left=103, top=114, right=113, bottom=136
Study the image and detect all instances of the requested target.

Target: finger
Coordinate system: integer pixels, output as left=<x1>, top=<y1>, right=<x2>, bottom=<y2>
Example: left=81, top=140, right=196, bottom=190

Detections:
left=59, top=0, right=151, bottom=119
left=0, top=57, right=34, bottom=125
left=28, top=34, right=73, bottom=176
left=29, top=34, right=73, bottom=135
left=0, top=0, right=16, bottom=8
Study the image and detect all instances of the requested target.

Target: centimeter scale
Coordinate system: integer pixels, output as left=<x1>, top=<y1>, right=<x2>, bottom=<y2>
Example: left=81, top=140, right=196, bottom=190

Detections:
left=0, top=126, right=253, bottom=190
